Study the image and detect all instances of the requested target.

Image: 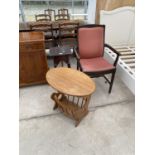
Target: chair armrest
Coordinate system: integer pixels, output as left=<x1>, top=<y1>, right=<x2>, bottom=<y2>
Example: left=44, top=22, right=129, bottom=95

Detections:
left=104, top=43, right=120, bottom=66
left=74, top=46, right=80, bottom=60
left=104, top=43, right=120, bottom=56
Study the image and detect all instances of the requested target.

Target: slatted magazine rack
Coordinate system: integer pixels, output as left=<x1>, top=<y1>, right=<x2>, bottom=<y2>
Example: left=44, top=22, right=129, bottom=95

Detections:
left=46, top=67, right=95, bottom=127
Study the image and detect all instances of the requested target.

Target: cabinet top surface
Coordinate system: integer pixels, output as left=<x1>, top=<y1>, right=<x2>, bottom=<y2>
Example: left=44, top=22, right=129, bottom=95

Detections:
left=19, top=32, right=44, bottom=42
left=46, top=67, right=96, bottom=96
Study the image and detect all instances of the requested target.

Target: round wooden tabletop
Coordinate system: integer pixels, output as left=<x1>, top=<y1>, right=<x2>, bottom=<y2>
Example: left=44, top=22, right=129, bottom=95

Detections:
left=46, top=67, right=96, bottom=96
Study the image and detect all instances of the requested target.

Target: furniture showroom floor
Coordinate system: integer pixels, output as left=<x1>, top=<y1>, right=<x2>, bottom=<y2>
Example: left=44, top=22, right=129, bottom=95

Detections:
left=19, top=57, right=135, bottom=155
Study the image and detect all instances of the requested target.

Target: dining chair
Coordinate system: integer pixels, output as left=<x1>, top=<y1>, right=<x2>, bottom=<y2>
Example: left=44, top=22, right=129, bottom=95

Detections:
left=58, top=8, right=69, bottom=15
left=74, top=24, right=120, bottom=93
left=55, top=14, right=70, bottom=21
left=44, top=9, right=55, bottom=21
left=30, top=22, right=57, bottom=49
left=58, top=22, right=79, bottom=48
left=35, top=14, right=51, bottom=22
left=49, top=22, right=79, bottom=68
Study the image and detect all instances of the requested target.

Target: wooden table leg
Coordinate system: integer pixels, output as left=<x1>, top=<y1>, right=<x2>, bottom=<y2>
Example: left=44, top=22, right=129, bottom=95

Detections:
left=53, top=56, right=71, bottom=68
left=51, top=93, right=58, bottom=110
left=66, top=56, right=71, bottom=68
left=61, top=56, right=71, bottom=68
left=53, top=103, right=58, bottom=110
left=75, top=120, right=81, bottom=127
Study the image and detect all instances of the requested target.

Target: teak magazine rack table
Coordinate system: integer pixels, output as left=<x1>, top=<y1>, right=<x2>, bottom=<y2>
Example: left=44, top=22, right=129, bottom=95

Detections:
left=46, top=67, right=96, bottom=127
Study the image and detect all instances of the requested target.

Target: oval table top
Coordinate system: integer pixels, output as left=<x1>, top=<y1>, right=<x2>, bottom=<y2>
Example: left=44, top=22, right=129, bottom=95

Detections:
left=46, top=67, right=96, bottom=96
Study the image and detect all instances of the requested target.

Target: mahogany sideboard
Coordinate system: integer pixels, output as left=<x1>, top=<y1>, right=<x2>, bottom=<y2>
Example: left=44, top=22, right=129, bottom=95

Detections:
left=19, top=32, right=48, bottom=87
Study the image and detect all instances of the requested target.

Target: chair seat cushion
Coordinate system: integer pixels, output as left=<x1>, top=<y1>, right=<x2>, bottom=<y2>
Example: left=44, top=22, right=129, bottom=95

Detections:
left=80, top=57, right=115, bottom=72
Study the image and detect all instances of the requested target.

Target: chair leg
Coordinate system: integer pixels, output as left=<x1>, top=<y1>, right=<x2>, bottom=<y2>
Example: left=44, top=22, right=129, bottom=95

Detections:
left=77, top=61, right=79, bottom=70
left=53, top=103, right=58, bottom=110
left=66, top=56, right=71, bottom=68
left=54, top=61, right=58, bottom=68
left=109, top=70, right=116, bottom=94
left=77, top=62, right=82, bottom=71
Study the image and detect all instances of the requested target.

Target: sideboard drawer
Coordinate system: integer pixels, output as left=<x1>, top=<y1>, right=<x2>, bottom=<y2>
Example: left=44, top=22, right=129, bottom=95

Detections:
left=20, top=41, right=44, bottom=52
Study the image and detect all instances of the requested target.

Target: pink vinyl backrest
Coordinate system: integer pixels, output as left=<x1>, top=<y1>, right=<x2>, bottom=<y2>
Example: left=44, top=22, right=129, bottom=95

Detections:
left=78, top=27, right=104, bottom=59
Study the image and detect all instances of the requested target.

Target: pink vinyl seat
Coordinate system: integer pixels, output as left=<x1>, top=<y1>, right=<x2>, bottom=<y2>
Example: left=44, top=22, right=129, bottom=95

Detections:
left=74, top=25, right=120, bottom=93
left=80, top=57, right=115, bottom=72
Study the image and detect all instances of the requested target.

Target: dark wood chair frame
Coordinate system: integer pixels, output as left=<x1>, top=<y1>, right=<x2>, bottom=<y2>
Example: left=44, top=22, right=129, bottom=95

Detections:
left=58, top=22, right=79, bottom=46
left=55, top=14, right=70, bottom=21
left=30, top=23, right=53, bottom=37
left=30, top=23, right=57, bottom=49
left=74, top=24, right=120, bottom=93
left=56, top=8, right=70, bottom=21
left=44, top=9, right=56, bottom=21
left=35, top=14, right=51, bottom=22
left=58, top=8, right=69, bottom=15
left=52, top=22, right=79, bottom=68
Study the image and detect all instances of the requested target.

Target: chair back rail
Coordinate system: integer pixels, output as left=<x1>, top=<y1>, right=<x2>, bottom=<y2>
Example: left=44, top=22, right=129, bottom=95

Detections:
left=44, top=9, right=56, bottom=21
left=35, top=14, right=51, bottom=22
left=55, top=14, right=70, bottom=21
left=30, top=22, right=56, bottom=49
left=58, top=8, right=69, bottom=15
left=58, top=22, right=79, bottom=47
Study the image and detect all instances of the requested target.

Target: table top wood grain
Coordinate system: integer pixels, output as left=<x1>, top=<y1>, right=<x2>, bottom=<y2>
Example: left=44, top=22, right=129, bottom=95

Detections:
left=46, top=67, right=95, bottom=96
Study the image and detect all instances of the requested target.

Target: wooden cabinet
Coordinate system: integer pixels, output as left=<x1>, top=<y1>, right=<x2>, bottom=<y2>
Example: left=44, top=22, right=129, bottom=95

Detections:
left=19, top=32, right=48, bottom=87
